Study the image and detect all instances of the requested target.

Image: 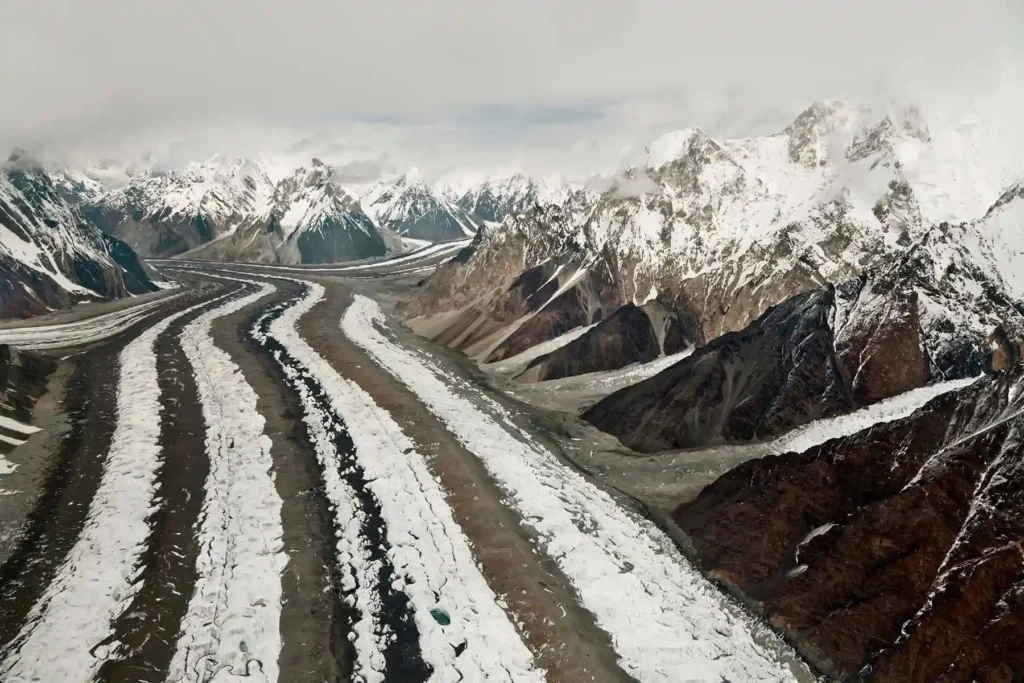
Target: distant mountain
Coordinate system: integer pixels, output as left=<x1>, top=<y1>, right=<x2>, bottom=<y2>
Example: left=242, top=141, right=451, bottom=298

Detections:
left=399, top=99, right=1024, bottom=683
left=456, top=174, right=579, bottom=225
left=0, top=154, right=158, bottom=318
left=186, top=159, right=390, bottom=264
left=408, top=100, right=1024, bottom=386
left=362, top=172, right=476, bottom=242
left=82, top=156, right=277, bottom=258
left=50, top=157, right=600, bottom=264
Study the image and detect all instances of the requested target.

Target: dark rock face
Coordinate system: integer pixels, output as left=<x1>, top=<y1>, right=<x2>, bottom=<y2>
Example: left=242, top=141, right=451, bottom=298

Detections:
left=100, top=233, right=163, bottom=294
left=492, top=261, right=563, bottom=323
left=486, top=286, right=595, bottom=363
left=1, top=166, right=157, bottom=318
left=293, top=215, right=387, bottom=264
left=673, top=370, right=1024, bottom=682
left=0, top=344, right=56, bottom=425
left=656, top=298, right=701, bottom=356
left=394, top=206, right=468, bottom=242
left=0, top=344, right=57, bottom=458
left=83, top=208, right=197, bottom=258
left=583, top=288, right=856, bottom=451
left=483, top=263, right=620, bottom=363
left=0, top=259, right=70, bottom=318
left=519, top=302, right=659, bottom=382
left=833, top=276, right=932, bottom=405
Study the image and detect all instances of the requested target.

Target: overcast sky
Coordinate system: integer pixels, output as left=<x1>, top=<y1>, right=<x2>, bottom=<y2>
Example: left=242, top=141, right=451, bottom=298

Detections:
left=2, top=0, right=1022, bottom=178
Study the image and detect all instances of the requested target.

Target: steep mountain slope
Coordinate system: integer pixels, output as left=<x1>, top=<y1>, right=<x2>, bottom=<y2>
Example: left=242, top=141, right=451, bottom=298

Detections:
left=363, top=172, right=476, bottom=241
left=516, top=297, right=694, bottom=383
left=401, top=187, right=602, bottom=358
left=583, top=288, right=858, bottom=450
left=184, top=159, right=390, bottom=264
left=674, top=368, right=1024, bottom=682
left=456, top=174, right=576, bottom=225
left=83, top=157, right=277, bottom=257
left=0, top=158, right=158, bottom=318
left=408, top=100, right=1024, bottom=384
left=48, top=169, right=107, bottom=206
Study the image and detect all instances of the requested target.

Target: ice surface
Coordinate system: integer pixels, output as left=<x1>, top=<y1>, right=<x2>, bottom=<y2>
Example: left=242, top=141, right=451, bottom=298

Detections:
left=343, top=295, right=806, bottom=683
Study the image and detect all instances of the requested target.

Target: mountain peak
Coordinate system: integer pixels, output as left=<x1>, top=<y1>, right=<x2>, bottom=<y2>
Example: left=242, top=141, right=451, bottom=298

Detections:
left=363, top=172, right=475, bottom=241
left=645, top=128, right=715, bottom=170
left=785, top=99, right=855, bottom=167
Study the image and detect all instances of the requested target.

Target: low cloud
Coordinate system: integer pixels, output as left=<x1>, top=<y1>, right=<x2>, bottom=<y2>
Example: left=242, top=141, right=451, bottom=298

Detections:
left=331, top=158, right=399, bottom=184
left=1, top=1, right=1021, bottom=179
left=608, top=169, right=661, bottom=199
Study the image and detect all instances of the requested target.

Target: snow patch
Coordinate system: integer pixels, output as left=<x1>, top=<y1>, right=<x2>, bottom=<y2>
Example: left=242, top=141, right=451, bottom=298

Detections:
left=770, top=376, right=981, bottom=457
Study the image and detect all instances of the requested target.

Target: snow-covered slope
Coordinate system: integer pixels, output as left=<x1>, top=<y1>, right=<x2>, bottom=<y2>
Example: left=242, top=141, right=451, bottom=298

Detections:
left=410, top=100, right=1024, bottom=383
left=456, top=174, right=579, bottom=225
left=363, top=172, right=476, bottom=242
left=0, top=155, right=158, bottom=318
left=972, top=181, right=1024, bottom=298
left=185, top=159, right=391, bottom=264
left=83, top=156, right=277, bottom=257
left=79, top=156, right=394, bottom=264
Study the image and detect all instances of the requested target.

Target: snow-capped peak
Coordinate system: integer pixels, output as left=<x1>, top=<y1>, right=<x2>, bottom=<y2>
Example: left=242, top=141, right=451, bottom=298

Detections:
left=362, top=172, right=476, bottom=241
left=89, top=156, right=277, bottom=240
left=645, top=129, right=714, bottom=170
left=1, top=163, right=158, bottom=316
left=779, top=99, right=862, bottom=168
left=266, top=160, right=368, bottom=241
left=455, top=173, right=589, bottom=226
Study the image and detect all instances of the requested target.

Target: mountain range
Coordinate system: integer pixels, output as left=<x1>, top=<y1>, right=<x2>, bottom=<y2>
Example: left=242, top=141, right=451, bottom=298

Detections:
left=1, top=152, right=159, bottom=318
left=409, top=99, right=1024, bottom=382
left=399, top=99, right=1024, bottom=681
left=3, top=95, right=1024, bottom=680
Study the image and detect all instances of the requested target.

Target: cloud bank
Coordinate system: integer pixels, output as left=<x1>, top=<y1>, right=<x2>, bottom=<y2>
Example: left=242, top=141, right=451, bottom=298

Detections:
left=2, top=0, right=1021, bottom=179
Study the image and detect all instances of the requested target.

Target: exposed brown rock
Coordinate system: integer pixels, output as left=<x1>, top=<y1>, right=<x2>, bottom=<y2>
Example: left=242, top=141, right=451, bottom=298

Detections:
left=833, top=276, right=932, bottom=404
left=0, top=260, right=69, bottom=318
left=402, top=200, right=591, bottom=323
left=673, top=370, right=1024, bottom=682
left=583, top=287, right=856, bottom=451
left=651, top=296, right=701, bottom=356
left=486, top=285, right=596, bottom=363
left=988, top=326, right=1019, bottom=372
left=518, top=302, right=659, bottom=382
left=491, top=261, right=565, bottom=323
left=0, top=344, right=57, bottom=428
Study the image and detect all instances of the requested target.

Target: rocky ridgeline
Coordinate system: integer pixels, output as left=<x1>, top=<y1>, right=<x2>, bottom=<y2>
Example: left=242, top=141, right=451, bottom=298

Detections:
left=407, top=100, right=1024, bottom=388
left=402, top=100, right=1024, bottom=682
left=1, top=156, right=158, bottom=319
left=674, top=366, right=1024, bottom=682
